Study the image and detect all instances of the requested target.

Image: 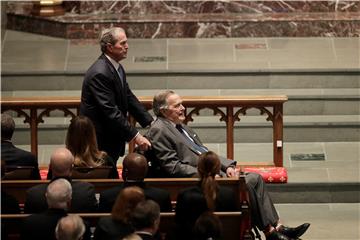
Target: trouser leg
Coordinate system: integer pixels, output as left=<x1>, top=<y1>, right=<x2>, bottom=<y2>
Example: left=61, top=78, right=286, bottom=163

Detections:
left=245, top=172, right=279, bottom=230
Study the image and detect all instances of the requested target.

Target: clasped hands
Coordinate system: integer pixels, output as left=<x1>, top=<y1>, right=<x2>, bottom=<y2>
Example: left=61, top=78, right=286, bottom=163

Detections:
left=214, top=167, right=237, bottom=178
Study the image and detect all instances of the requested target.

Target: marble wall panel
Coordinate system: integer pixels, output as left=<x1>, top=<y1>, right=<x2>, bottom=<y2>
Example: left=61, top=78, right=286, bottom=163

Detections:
left=7, top=1, right=360, bottom=15
left=5, top=1, right=360, bottom=38
left=76, top=1, right=359, bottom=14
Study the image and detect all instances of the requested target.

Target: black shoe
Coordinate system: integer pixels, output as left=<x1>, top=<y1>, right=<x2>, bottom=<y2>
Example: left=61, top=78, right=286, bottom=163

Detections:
left=278, top=223, right=310, bottom=239
left=266, top=231, right=292, bottom=240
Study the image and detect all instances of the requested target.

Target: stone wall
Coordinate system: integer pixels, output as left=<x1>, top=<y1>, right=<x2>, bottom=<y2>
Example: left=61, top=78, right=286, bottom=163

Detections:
left=5, top=1, right=360, bottom=38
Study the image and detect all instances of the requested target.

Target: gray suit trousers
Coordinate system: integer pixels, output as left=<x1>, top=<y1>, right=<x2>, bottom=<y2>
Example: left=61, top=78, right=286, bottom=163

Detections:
left=245, top=172, right=279, bottom=230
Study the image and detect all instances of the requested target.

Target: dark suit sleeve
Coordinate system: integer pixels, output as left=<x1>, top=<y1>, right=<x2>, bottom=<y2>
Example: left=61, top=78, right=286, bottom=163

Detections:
left=24, top=185, right=48, bottom=213
left=147, top=127, right=198, bottom=177
left=88, top=72, right=138, bottom=141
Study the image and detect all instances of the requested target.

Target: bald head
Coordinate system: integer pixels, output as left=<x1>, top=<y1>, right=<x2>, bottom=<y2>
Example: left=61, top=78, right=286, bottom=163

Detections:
left=55, top=215, right=85, bottom=240
left=122, top=153, right=148, bottom=181
left=50, top=148, right=74, bottom=177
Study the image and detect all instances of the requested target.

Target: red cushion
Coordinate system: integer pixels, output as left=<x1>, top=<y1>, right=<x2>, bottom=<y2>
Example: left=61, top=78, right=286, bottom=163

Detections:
left=41, top=169, right=124, bottom=180
left=243, top=167, right=288, bottom=183
left=40, top=169, right=48, bottom=180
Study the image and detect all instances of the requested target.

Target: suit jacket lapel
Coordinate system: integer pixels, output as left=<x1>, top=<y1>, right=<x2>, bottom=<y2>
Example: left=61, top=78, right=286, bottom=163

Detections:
left=101, top=55, right=127, bottom=105
left=161, top=118, right=201, bottom=155
left=182, top=124, right=205, bottom=147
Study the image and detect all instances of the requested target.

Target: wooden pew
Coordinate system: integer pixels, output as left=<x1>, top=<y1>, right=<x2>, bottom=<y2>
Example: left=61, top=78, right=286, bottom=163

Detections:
left=1, top=212, right=246, bottom=240
left=1, top=176, right=249, bottom=203
left=1, top=176, right=252, bottom=239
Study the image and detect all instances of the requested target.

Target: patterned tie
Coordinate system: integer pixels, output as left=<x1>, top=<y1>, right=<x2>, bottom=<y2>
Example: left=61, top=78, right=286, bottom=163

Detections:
left=176, top=124, right=208, bottom=154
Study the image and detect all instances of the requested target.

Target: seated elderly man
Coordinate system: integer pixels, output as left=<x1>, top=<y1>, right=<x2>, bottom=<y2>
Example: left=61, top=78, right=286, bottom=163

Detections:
left=25, top=148, right=97, bottom=213
left=21, top=178, right=72, bottom=240
left=144, top=90, right=310, bottom=240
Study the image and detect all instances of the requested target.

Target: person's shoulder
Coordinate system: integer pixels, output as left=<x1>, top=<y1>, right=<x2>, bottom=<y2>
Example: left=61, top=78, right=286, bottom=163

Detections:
left=101, top=184, right=124, bottom=196
left=6, top=144, right=36, bottom=160
left=148, top=118, right=169, bottom=133
left=98, top=215, right=112, bottom=223
left=178, top=185, right=200, bottom=196
left=144, top=186, right=170, bottom=197
left=24, top=212, right=44, bottom=223
left=72, top=180, right=95, bottom=189
left=27, top=183, right=47, bottom=193
left=98, top=215, right=118, bottom=228
left=85, top=56, right=113, bottom=78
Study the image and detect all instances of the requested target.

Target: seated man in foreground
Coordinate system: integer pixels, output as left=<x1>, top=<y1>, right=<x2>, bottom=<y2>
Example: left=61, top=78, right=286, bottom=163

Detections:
left=144, top=90, right=310, bottom=240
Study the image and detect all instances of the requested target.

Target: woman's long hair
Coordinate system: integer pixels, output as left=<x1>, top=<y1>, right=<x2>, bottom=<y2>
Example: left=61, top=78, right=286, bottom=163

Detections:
left=65, top=116, right=106, bottom=167
left=197, top=151, right=221, bottom=211
left=111, top=186, right=145, bottom=223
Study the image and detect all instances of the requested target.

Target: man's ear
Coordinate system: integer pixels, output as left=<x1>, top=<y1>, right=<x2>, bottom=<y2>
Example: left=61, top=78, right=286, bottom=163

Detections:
left=106, top=43, right=113, bottom=53
left=160, top=108, right=167, bottom=117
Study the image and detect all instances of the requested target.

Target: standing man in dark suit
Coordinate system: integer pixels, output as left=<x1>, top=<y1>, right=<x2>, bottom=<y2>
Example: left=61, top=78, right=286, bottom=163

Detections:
left=25, top=148, right=98, bottom=213
left=80, top=27, right=153, bottom=164
left=99, top=153, right=172, bottom=212
left=1, top=113, right=40, bottom=179
left=145, top=90, right=310, bottom=240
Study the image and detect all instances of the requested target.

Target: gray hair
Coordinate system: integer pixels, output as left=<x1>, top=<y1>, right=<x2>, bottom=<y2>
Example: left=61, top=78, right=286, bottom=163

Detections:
left=55, top=215, right=85, bottom=240
left=1, top=113, right=15, bottom=140
left=46, top=178, right=72, bottom=209
left=152, top=90, right=175, bottom=117
left=99, top=27, right=125, bottom=53
left=131, top=200, right=160, bottom=230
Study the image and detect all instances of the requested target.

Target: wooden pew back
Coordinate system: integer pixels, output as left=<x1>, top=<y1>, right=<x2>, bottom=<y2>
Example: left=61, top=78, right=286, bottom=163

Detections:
left=1, top=176, right=252, bottom=239
left=1, top=176, right=248, bottom=203
left=1, top=212, right=244, bottom=240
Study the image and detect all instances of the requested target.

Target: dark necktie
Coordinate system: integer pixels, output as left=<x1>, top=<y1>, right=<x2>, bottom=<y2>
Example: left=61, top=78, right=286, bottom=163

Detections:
left=176, top=124, right=208, bottom=154
left=117, top=65, right=124, bottom=88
